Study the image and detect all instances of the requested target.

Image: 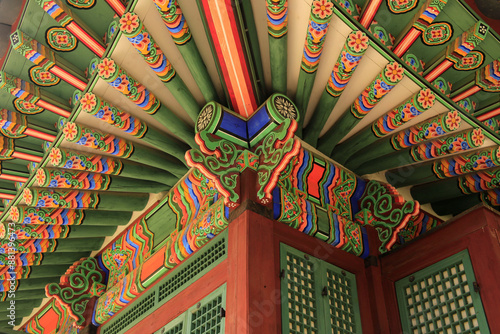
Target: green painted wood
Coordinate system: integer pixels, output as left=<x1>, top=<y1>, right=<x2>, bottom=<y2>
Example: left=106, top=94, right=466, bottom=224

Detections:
left=0, top=289, right=45, bottom=301
left=385, top=163, right=437, bottom=187
left=318, top=62, right=404, bottom=156
left=39, top=251, right=90, bottom=264
left=119, top=13, right=201, bottom=122
left=14, top=264, right=68, bottom=279
left=57, top=120, right=188, bottom=177
left=55, top=237, right=104, bottom=252
left=119, top=162, right=179, bottom=187
left=410, top=178, right=465, bottom=204
left=303, top=30, right=370, bottom=147
left=154, top=0, right=219, bottom=103
left=145, top=199, right=178, bottom=248
left=9, top=277, right=56, bottom=292
left=431, top=194, right=482, bottom=216
left=268, top=36, right=287, bottom=94
left=73, top=91, right=190, bottom=164
left=65, top=225, right=117, bottom=238
left=0, top=299, right=43, bottom=312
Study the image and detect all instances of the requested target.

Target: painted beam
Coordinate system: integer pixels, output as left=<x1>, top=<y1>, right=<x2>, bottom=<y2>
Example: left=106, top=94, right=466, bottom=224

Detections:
left=0, top=72, right=71, bottom=118
left=10, top=30, right=87, bottom=91
left=317, top=61, right=404, bottom=156
left=21, top=187, right=149, bottom=211
left=105, top=0, right=125, bottom=16
left=44, top=146, right=179, bottom=186
left=411, top=167, right=500, bottom=204
left=38, top=0, right=106, bottom=57
left=423, top=21, right=489, bottom=82
left=57, top=120, right=188, bottom=177
left=386, top=145, right=500, bottom=187
left=303, top=30, right=369, bottom=146
left=332, top=88, right=436, bottom=164
left=32, top=168, right=169, bottom=193
left=0, top=109, right=56, bottom=142
left=354, top=128, right=486, bottom=175
left=10, top=206, right=132, bottom=226
left=73, top=91, right=189, bottom=164
left=0, top=137, right=43, bottom=163
left=295, top=0, right=335, bottom=129
left=7, top=224, right=117, bottom=239
left=196, top=0, right=258, bottom=117
left=153, top=0, right=218, bottom=103
left=94, top=58, right=195, bottom=147
left=266, top=0, right=288, bottom=94
left=451, top=59, right=500, bottom=102
left=346, top=111, right=462, bottom=169
left=359, top=0, right=383, bottom=28
left=119, top=12, right=200, bottom=122
left=392, top=0, right=448, bottom=57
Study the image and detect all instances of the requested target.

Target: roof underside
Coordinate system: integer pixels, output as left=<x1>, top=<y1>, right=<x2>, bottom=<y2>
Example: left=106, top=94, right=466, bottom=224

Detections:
left=0, top=0, right=498, bottom=329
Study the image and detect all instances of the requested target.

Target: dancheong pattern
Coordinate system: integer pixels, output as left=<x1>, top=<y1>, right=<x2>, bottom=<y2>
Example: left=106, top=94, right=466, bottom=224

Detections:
left=453, top=50, right=484, bottom=70
left=13, top=98, right=44, bottom=115
left=387, top=0, right=418, bottom=13
left=66, top=0, right=95, bottom=9
left=266, top=0, right=288, bottom=38
left=29, top=65, right=60, bottom=86
left=301, top=0, right=335, bottom=73
left=46, top=27, right=78, bottom=52
left=422, top=22, right=452, bottom=45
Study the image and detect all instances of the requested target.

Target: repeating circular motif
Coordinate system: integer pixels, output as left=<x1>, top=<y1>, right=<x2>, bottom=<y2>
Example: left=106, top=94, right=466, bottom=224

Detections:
left=46, top=27, right=78, bottom=52
left=197, top=104, right=214, bottom=132
left=453, top=51, right=485, bottom=70
left=387, top=0, right=418, bottom=13
left=66, top=0, right=95, bottom=9
left=274, top=96, right=297, bottom=120
left=13, top=98, right=44, bottom=115
left=29, top=66, right=60, bottom=87
left=422, top=22, right=453, bottom=45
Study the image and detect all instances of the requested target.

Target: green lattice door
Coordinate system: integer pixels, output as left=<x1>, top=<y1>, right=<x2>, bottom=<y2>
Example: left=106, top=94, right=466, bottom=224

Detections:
left=395, top=250, right=490, bottom=334
left=280, top=244, right=362, bottom=334
left=154, top=284, right=226, bottom=334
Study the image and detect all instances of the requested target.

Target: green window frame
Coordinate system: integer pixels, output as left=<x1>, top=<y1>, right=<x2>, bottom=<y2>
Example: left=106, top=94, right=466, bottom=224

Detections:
left=280, top=243, right=363, bottom=334
left=395, top=249, right=490, bottom=334
left=154, top=284, right=227, bottom=334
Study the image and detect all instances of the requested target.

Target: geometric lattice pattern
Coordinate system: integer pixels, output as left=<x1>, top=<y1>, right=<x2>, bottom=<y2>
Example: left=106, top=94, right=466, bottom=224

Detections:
left=326, top=268, right=358, bottom=333
left=153, top=285, right=226, bottom=334
left=102, top=291, right=156, bottom=334
left=283, top=252, right=319, bottom=334
left=280, top=244, right=362, bottom=334
left=101, top=233, right=228, bottom=334
left=158, top=237, right=226, bottom=302
left=396, top=250, right=490, bottom=334
left=189, top=294, right=224, bottom=334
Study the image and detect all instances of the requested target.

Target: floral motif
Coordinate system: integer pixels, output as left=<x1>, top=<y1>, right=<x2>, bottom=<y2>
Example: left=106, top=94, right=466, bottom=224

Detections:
left=56, top=34, right=68, bottom=45
left=385, top=62, right=404, bottom=82
left=63, top=122, right=78, bottom=141
left=471, top=128, right=484, bottom=146
left=445, top=111, right=460, bottom=130
left=36, top=169, right=46, bottom=186
left=98, top=58, right=116, bottom=79
left=473, top=156, right=494, bottom=170
left=425, top=123, right=444, bottom=138
left=197, top=104, right=214, bottom=132
left=120, top=13, right=139, bottom=34
left=49, top=148, right=62, bottom=165
left=347, top=31, right=368, bottom=52
left=400, top=104, right=420, bottom=121
left=312, top=0, right=333, bottom=19
left=37, top=195, right=57, bottom=207
left=417, top=89, right=435, bottom=109
left=80, top=93, right=97, bottom=112
left=451, top=137, right=469, bottom=151
left=23, top=189, right=33, bottom=205
left=9, top=207, right=19, bottom=222
left=274, top=96, right=297, bottom=119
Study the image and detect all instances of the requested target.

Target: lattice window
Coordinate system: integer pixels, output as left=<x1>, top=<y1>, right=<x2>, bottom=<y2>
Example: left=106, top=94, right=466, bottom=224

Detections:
left=396, top=250, right=490, bottom=334
left=280, top=244, right=362, bottom=334
left=154, top=285, right=226, bottom=334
